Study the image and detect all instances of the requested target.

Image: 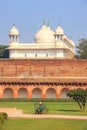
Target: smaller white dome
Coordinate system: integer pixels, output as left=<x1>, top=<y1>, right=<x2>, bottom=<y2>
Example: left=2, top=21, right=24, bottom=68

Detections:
left=9, top=25, right=20, bottom=36
left=55, top=25, right=64, bottom=35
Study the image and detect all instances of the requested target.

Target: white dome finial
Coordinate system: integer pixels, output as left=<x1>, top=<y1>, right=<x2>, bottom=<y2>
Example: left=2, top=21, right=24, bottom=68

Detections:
left=47, top=21, right=49, bottom=26
left=58, top=22, right=60, bottom=26
left=43, top=20, right=46, bottom=25
left=13, top=22, right=15, bottom=27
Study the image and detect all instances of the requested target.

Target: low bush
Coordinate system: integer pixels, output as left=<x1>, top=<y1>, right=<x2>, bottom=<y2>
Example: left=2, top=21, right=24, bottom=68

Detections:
left=0, top=113, right=4, bottom=124
left=2, top=112, right=8, bottom=119
left=0, top=112, right=8, bottom=124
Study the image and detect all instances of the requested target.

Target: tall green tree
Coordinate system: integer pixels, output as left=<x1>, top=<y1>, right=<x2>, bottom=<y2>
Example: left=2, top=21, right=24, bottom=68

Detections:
left=76, top=38, right=87, bottom=59
left=67, top=88, right=87, bottom=111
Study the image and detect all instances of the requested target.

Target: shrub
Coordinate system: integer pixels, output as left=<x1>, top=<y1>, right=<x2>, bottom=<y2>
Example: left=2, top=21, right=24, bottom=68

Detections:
left=0, top=113, right=4, bottom=124
left=0, top=112, right=8, bottom=125
left=2, top=112, right=8, bottom=119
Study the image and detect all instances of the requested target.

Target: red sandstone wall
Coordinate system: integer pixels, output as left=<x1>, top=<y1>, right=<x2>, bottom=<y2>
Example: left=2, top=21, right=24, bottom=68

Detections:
left=0, top=59, right=87, bottom=77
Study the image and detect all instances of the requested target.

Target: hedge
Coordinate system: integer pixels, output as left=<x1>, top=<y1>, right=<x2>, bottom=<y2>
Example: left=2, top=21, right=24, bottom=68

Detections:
left=0, top=98, right=75, bottom=102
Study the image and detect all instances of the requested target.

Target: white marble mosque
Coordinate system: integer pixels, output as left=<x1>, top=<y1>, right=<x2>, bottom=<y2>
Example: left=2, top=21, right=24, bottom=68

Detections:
left=8, top=22, right=75, bottom=59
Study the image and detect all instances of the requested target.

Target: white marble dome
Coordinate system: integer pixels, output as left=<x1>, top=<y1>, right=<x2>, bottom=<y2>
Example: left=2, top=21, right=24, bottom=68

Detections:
left=55, top=25, right=64, bottom=35
left=9, top=25, right=20, bottom=36
left=34, top=24, right=55, bottom=43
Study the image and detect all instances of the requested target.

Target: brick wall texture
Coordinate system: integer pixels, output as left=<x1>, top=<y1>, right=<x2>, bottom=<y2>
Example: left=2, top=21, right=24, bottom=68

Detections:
left=0, top=59, right=87, bottom=78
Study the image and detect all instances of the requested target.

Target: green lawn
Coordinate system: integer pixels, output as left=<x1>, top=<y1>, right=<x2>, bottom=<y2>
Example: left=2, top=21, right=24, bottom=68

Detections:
left=0, top=102, right=87, bottom=130
left=0, top=102, right=87, bottom=116
left=1, top=118, right=87, bottom=130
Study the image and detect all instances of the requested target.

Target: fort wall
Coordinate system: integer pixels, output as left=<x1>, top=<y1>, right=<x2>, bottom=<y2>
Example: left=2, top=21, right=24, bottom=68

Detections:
left=0, top=59, right=87, bottom=98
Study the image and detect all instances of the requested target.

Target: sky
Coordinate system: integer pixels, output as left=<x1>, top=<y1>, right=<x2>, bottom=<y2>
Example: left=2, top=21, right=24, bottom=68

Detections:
left=0, top=0, right=87, bottom=45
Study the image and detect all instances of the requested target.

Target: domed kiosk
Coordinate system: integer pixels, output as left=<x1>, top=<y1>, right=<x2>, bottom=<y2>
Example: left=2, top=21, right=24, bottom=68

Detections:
left=9, top=25, right=20, bottom=43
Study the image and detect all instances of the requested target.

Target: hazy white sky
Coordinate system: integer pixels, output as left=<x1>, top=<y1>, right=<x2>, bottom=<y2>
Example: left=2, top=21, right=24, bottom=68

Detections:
left=0, top=0, right=87, bottom=45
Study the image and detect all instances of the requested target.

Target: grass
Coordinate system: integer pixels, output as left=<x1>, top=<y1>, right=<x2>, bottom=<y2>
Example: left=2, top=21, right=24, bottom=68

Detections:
left=0, top=102, right=87, bottom=130
left=0, top=101, right=87, bottom=116
left=1, top=118, right=87, bottom=130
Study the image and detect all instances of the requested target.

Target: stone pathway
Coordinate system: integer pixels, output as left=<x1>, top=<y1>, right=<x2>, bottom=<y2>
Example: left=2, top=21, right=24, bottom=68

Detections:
left=1, top=108, right=87, bottom=120
left=8, top=114, right=87, bottom=120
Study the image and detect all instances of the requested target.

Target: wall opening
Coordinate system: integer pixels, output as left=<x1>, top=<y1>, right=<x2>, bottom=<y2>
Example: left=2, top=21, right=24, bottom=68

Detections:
left=32, top=88, right=42, bottom=98
left=46, top=88, right=56, bottom=98
left=60, top=88, right=69, bottom=98
left=18, top=88, right=28, bottom=98
left=3, top=88, right=13, bottom=98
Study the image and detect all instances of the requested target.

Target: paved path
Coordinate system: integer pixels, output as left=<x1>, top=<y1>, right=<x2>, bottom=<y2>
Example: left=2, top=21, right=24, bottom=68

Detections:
left=1, top=108, right=87, bottom=120
left=8, top=114, right=87, bottom=120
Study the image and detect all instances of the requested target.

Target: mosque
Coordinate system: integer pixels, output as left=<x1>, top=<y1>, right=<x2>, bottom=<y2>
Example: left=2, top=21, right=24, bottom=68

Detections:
left=0, top=23, right=87, bottom=99
left=8, top=23, right=75, bottom=59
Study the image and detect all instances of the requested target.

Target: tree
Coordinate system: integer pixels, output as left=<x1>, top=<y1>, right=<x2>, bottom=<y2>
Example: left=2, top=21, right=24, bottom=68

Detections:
left=0, top=45, right=9, bottom=58
left=67, top=88, right=87, bottom=111
left=76, top=38, right=87, bottom=59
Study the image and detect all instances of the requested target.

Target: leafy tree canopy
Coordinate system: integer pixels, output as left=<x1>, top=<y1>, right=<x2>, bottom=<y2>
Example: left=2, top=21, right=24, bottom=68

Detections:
left=0, top=45, right=9, bottom=58
left=76, top=38, right=87, bottom=59
left=67, top=88, right=87, bottom=111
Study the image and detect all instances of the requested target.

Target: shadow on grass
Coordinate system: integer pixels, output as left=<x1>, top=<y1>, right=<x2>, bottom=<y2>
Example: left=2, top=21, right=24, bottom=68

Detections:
left=57, top=109, right=80, bottom=112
